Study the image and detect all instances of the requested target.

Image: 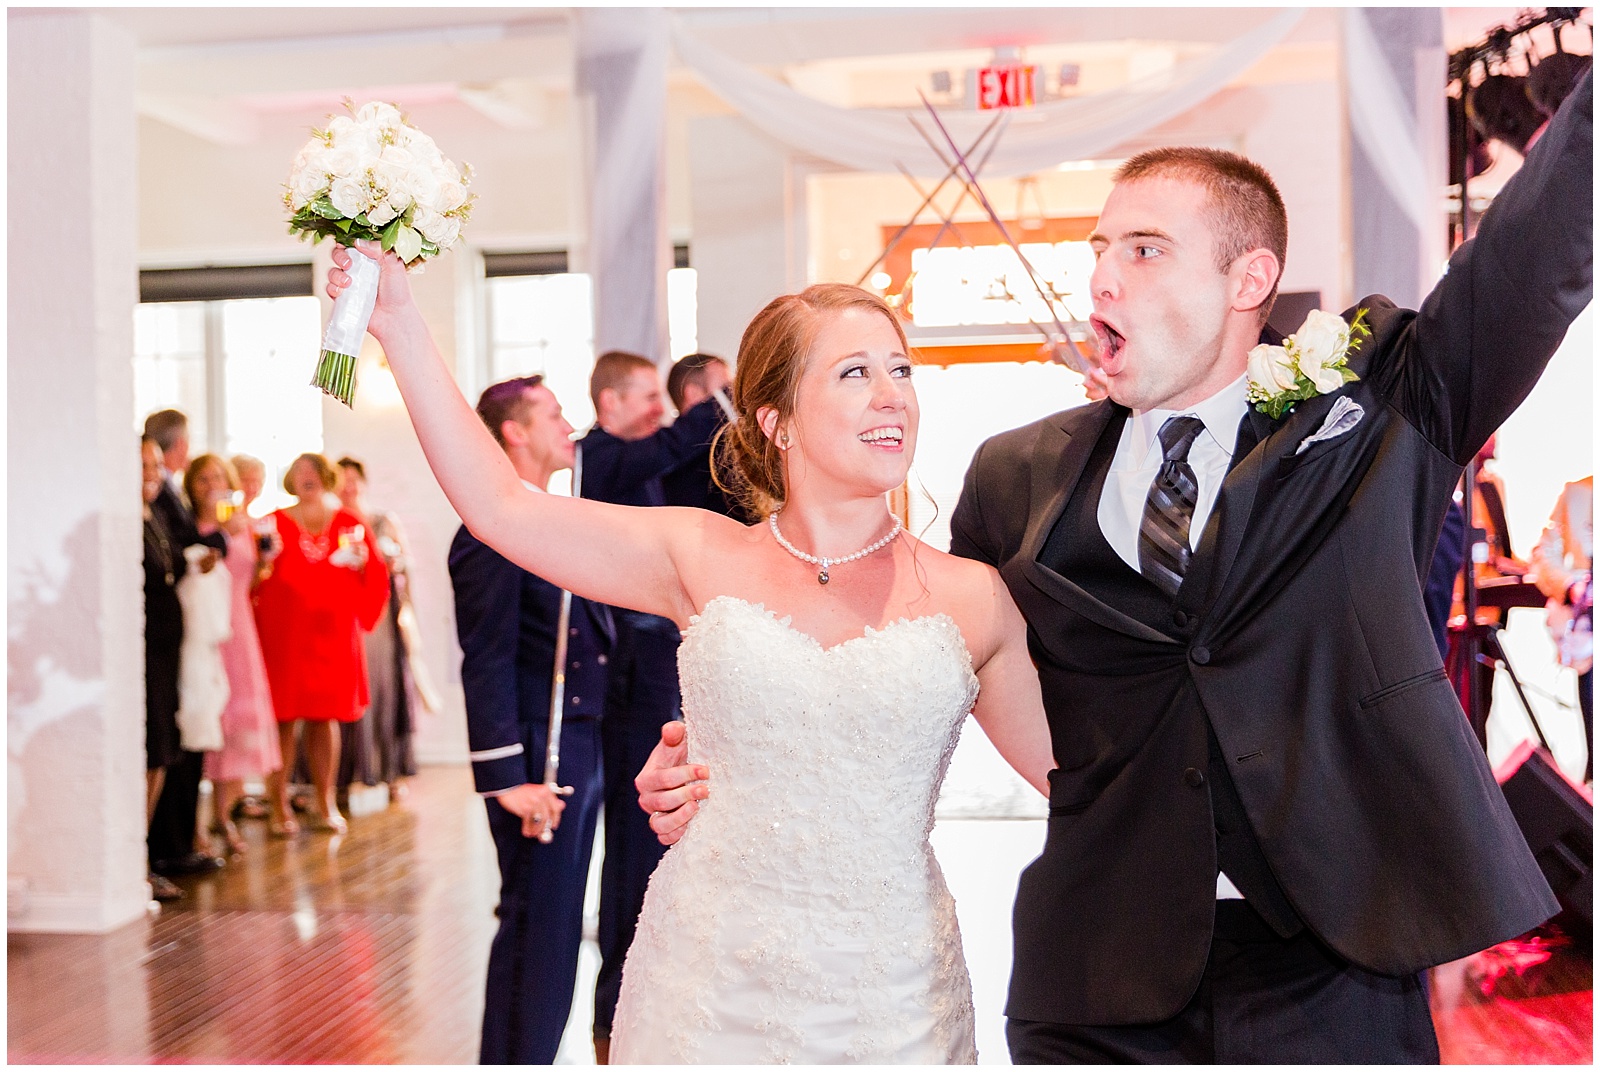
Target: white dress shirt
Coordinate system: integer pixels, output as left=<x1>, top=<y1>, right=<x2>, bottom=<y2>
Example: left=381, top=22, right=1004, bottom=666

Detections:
left=1095, top=374, right=1250, bottom=899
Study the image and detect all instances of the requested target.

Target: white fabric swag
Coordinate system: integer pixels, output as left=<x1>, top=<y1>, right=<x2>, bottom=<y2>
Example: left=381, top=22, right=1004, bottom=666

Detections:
left=668, top=8, right=1306, bottom=179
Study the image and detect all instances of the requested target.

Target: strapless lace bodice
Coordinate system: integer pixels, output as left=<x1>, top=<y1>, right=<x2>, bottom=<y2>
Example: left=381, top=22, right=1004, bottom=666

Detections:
left=611, top=595, right=980, bottom=1064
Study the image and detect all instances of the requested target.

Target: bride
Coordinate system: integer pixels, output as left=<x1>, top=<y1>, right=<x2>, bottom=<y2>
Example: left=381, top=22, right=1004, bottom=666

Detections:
left=327, top=242, right=1053, bottom=1063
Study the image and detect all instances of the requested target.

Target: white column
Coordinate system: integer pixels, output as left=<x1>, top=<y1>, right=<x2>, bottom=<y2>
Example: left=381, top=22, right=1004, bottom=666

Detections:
left=574, top=7, right=671, bottom=363
left=7, top=11, right=147, bottom=933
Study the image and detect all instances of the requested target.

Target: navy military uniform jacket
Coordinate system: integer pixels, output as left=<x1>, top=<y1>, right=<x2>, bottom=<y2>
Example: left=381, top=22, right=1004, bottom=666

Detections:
left=449, top=524, right=615, bottom=792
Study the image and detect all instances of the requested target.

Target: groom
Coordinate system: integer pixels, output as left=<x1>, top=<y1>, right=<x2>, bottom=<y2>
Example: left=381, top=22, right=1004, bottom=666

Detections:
left=946, top=73, right=1590, bottom=1063
left=640, top=75, right=1591, bottom=1062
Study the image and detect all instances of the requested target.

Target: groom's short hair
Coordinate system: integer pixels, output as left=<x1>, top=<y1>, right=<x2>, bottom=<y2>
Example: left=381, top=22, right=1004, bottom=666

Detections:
left=1114, top=147, right=1287, bottom=320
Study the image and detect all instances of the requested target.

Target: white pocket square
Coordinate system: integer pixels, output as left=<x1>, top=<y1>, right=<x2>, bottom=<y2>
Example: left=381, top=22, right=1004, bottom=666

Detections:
left=1294, top=397, right=1364, bottom=455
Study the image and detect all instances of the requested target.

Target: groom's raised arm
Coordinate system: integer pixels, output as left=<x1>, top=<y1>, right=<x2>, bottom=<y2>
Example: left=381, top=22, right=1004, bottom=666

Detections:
left=1381, top=71, right=1592, bottom=466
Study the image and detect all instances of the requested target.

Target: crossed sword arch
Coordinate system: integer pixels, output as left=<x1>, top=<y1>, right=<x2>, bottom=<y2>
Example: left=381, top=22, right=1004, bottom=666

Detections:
left=537, top=101, right=1097, bottom=822
left=856, top=94, right=1103, bottom=376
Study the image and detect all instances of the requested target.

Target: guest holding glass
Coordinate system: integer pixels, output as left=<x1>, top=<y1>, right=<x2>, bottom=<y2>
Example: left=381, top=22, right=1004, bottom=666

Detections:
left=185, top=454, right=284, bottom=855
left=253, top=452, right=389, bottom=835
left=334, top=456, right=424, bottom=802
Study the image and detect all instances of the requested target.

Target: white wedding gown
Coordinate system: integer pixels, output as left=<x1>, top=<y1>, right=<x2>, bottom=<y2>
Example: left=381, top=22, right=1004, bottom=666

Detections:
left=610, top=595, right=980, bottom=1064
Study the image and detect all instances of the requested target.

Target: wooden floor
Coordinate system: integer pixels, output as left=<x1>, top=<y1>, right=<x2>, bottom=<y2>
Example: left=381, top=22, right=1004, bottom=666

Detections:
left=8, top=765, right=1593, bottom=1064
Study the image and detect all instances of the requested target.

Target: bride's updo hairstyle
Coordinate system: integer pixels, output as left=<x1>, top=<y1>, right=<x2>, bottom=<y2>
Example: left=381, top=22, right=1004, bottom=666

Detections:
left=714, top=283, right=910, bottom=520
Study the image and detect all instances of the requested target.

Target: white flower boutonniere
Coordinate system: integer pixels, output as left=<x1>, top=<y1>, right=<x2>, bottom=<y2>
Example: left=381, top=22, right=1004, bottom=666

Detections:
left=1246, top=308, right=1368, bottom=420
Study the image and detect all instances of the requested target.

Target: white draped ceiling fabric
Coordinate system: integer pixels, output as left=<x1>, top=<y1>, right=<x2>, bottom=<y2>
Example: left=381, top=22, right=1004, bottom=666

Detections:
left=667, top=9, right=1307, bottom=179
left=577, top=7, right=672, bottom=363
left=1340, top=7, right=1448, bottom=309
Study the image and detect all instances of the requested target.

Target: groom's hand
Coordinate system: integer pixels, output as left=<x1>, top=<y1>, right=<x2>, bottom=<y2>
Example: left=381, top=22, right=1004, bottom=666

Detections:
left=636, top=721, right=709, bottom=846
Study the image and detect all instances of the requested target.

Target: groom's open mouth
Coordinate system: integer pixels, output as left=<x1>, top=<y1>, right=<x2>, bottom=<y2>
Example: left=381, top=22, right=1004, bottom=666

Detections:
left=1090, top=315, right=1126, bottom=368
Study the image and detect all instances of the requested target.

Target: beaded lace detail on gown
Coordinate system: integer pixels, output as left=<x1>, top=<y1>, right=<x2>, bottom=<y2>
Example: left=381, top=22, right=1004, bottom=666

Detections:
left=611, top=595, right=980, bottom=1064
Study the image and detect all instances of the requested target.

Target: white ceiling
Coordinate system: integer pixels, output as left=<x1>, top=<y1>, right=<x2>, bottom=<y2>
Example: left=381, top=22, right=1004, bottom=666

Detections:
left=45, top=7, right=1566, bottom=147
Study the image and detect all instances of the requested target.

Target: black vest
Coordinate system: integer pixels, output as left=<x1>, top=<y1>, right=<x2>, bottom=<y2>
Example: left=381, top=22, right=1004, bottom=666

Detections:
left=1040, top=410, right=1304, bottom=939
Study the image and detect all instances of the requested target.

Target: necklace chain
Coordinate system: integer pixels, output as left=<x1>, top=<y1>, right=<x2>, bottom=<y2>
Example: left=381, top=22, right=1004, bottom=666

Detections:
left=768, top=510, right=903, bottom=585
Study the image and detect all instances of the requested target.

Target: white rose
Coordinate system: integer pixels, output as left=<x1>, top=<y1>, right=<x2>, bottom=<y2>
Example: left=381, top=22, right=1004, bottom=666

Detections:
left=289, top=166, right=327, bottom=209
left=327, top=176, right=368, bottom=219
left=1295, top=347, right=1346, bottom=394
left=367, top=200, right=398, bottom=228
left=436, top=180, right=468, bottom=212
left=320, top=146, right=362, bottom=183
left=408, top=163, right=443, bottom=211
left=430, top=214, right=462, bottom=250
left=1287, top=309, right=1348, bottom=370
left=412, top=205, right=447, bottom=244
left=378, top=143, right=415, bottom=170
left=1247, top=344, right=1298, bottom=394
left=354, top=101, right=404, bottom=128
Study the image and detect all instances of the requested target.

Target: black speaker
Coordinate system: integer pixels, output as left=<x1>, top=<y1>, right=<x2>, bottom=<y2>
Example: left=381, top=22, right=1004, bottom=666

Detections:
left=1496, top=743, right=1593, bottom=931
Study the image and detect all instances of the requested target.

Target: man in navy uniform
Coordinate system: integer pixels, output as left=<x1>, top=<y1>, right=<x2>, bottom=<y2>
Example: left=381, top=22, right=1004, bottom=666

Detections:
left=578, top=350, right=726, bottom=1062
left=450, top=375, right=615, bottom=1064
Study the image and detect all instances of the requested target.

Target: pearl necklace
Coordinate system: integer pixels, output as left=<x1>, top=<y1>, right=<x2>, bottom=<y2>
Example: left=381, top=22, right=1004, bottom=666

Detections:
left=768, top=510, right=903, bottom=585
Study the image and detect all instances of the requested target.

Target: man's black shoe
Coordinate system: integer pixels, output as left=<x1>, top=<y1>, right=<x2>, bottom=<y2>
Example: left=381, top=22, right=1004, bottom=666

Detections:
left=151, top=851, right=225, bottom=877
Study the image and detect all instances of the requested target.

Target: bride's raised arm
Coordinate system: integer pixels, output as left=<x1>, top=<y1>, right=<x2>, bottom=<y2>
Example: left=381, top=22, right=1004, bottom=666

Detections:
left=328, top=240, right=715, bottom=625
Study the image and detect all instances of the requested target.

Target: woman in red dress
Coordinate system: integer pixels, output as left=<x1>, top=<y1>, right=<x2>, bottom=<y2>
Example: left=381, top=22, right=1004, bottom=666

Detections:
left=254, top=452, right=389, bottom=835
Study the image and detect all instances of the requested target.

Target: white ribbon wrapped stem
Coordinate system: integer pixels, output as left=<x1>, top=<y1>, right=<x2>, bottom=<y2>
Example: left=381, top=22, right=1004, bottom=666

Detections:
left=324, top=246, right=379, bottom=357
left=313, top=247, right=381, bottom=405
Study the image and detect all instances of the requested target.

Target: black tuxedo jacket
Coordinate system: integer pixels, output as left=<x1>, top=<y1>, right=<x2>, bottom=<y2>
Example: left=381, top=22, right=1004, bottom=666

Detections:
left=449, top=524, right=615, bottom=795
left=950, top=76, right=1591, bottom=1026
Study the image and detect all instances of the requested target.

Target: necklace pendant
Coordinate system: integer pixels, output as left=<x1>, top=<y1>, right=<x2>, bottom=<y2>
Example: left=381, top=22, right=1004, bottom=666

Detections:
left=818, top=567, right=830, bottom=585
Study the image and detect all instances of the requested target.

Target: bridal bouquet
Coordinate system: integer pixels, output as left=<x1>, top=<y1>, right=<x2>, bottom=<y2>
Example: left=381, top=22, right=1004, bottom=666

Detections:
left=284, top=100, right=474, bottom=405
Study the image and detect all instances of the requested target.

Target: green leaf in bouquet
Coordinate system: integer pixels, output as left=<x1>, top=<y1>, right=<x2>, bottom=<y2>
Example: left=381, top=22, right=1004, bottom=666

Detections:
left=311, top=196, right=343, bottom=221
left=334, top=217, right=352, bottom=234
left=380, top=217, right=402, bottom=251
left=394, top=223, right=423, bottom=264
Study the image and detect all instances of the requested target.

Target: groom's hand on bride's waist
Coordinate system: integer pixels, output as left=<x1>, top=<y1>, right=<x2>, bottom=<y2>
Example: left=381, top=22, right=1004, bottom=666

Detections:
left=636, top=721, right=710, bottom=846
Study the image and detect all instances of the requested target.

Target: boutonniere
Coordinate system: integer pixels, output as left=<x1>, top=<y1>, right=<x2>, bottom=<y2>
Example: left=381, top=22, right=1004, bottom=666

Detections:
left=1246, top=308, right=1368, bottom=420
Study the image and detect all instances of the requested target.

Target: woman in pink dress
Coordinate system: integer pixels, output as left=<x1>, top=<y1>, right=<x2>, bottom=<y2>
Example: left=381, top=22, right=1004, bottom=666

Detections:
left=186, top=454, right=284, bottom=856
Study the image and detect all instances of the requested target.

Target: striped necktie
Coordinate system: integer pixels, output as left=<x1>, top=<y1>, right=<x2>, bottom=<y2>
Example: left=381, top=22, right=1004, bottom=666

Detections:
left=1138, top=415, right=1207, bottom=597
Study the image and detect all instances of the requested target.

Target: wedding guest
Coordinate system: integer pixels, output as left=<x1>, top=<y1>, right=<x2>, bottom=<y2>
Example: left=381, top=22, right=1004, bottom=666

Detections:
left=233, top=454, right=267, bottom=512
left=1530, top=475, right=1594, bottom=782
left=143, top=409, right=227, bottom=880
left=253, top=452, right=389, bottom=836
left=334, top=456, right=423, bottom=802
left=449, top=375, right=615, bottom=1063
left=186, top=454, right=283, bottom=855
left=662, top=352, right=749, bottom=520
left=141, top=437, right=185, bottom=903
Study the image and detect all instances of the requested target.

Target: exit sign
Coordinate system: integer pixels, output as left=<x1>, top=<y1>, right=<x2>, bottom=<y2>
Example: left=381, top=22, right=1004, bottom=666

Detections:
left=975, top=64, right=1036, bottom=110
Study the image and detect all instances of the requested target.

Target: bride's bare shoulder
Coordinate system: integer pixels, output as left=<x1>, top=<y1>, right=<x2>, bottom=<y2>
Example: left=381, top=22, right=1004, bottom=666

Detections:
left=901, top=538, right=1014, bottom=645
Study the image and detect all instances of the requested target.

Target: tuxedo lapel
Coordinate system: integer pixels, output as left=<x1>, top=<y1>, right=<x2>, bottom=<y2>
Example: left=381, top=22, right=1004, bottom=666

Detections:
left=1021, top=403, right=1177, bottom=645
left=1021, top=402, right=1118, bottom=565
left=1186, top=387, right=1358, bottom=612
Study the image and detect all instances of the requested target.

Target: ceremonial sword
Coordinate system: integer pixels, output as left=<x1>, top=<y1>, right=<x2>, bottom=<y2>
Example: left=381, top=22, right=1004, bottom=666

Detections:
left=540, top=439, right=582, bottom=842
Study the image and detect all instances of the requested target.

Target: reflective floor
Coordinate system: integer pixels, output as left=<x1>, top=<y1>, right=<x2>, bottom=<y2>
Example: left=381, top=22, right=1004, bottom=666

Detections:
left=8, top=766, right=1591, bottom=1064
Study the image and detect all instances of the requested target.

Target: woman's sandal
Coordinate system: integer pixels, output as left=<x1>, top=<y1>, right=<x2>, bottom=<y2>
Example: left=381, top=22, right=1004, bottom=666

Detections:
left=269, top=816, right=300, bottom=838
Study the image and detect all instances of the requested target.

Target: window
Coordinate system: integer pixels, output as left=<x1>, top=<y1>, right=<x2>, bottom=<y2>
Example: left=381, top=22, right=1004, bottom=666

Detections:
left=134, top=291, right=323, bottom=515
left=483, top=249, right=698, bottom=437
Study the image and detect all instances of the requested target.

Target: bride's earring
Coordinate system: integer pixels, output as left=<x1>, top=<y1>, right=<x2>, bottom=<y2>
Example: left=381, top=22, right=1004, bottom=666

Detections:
left=777, top=432, right=791, bottom=451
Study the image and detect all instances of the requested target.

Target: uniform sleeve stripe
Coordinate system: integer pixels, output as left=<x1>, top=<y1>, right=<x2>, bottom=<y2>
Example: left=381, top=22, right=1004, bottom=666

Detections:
left=469, top=743, right=524, bottom=762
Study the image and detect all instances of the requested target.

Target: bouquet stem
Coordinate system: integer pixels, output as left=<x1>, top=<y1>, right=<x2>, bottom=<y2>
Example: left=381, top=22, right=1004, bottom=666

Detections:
left=313, top=246, right=380, bottom=407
